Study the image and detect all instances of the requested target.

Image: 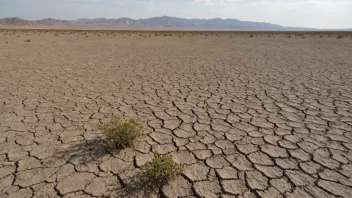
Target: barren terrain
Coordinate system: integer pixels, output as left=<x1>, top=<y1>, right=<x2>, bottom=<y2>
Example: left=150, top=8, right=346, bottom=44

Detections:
left=1, top=30, right=352, bottom=197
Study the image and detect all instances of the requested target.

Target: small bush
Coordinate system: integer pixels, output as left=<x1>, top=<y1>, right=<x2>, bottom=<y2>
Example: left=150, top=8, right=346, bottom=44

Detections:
left=320, top=35, right=324, bottom=38
left=24, top=39, right=31, bottom=42
left=97, top=115, right=144, bottom=149
left=337, top=34, right=343, bottom=39
left=287, top=35, right=291, bottom=38
left=143, top=153, right=184, bottom=183
left=249, top=34, right=253, bottom=38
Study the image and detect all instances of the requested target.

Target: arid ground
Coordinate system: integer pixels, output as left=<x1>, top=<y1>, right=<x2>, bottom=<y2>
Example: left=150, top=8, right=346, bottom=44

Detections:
left=1, top=30, right=352, bottom=198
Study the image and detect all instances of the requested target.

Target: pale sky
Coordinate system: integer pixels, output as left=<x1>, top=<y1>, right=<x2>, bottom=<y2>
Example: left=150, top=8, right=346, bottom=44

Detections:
left=0, top=0, right=351, bottom=29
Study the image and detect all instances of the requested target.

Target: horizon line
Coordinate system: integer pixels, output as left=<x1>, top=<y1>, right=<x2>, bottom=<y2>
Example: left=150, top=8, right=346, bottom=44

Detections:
left=1, top=16, right=351, bottom=30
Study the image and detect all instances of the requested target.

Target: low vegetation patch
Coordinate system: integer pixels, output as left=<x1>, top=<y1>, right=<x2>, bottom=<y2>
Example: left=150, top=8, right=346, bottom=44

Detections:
left=143, top=153, right=184, bottom=183
left=337, top=34, right=343, bottom=39
left=97, top=115, right=144, bottom=149
left=24, top=39, right=31, bottom=42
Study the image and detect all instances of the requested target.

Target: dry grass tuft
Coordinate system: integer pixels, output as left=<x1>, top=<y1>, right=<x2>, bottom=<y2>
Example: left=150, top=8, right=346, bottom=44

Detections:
left=143, top=153, right=184, bottom=184
left=97, top=115, right=144, bottom=149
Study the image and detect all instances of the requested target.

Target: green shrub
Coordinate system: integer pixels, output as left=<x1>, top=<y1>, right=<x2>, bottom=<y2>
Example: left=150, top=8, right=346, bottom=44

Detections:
left=97, top=115, right=144, bottom=149
left=142, top=153, right=184, bottom=183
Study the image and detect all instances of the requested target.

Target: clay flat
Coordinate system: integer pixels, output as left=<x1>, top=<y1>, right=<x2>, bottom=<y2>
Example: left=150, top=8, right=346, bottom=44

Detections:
left=1, top=30, right=352, bottom=197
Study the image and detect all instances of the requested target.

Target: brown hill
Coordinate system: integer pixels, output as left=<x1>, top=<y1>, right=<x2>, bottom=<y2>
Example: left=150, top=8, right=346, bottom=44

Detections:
left=0, top=17, right=33, bottom=26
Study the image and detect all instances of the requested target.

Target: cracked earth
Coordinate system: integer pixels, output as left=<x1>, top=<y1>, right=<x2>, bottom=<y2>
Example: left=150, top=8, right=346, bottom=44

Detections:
left=1, top=30, right=352, bottom=198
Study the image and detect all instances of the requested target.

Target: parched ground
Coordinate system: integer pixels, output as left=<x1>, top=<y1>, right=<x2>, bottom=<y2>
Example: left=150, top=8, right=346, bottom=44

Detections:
left=1, top=30, right=352, bottom=198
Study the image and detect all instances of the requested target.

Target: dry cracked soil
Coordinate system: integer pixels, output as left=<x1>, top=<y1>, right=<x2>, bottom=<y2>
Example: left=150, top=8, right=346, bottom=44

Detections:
left=0, top=30, right=352, bottom=198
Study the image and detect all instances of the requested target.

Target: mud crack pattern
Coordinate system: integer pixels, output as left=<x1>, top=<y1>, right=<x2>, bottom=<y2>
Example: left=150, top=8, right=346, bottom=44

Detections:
left=0, top=31, right=352, bottom=197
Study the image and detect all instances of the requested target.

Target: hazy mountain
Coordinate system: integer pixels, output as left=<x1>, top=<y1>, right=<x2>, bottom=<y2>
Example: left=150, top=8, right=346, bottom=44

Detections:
left=0, top=17, right=33, bottom=26
left=36, top=18, right=73, bottom=26
left=0, top=16, right=348, bottom=31
left=75, top=16, right=287, bottom=30
left=0, top=17, right=73, bottom=27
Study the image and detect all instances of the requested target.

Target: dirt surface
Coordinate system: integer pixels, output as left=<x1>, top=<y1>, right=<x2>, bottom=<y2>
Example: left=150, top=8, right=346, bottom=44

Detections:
left=1, top=30, right=352, bottom=198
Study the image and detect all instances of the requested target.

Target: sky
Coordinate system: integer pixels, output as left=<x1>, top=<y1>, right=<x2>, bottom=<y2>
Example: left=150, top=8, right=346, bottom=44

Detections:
left=0, top=0, right=351, bottom=29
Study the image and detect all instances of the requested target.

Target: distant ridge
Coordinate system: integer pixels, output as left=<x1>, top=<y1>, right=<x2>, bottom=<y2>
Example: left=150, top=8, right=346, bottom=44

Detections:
left=0, top=16, right=350, bottom=31
left=0, top=17, right=33, bottom=26
left=74, top=16, right=291, bottom=30
left=36, top=18, right=73, bottom=26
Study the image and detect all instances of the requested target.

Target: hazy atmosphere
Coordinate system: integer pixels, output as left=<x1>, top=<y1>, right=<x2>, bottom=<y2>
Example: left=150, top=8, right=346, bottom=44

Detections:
left=0, top=0, right=352, bottom=29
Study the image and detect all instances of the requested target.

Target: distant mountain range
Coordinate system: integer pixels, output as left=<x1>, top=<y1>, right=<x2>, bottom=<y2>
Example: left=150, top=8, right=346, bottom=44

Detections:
left=0, top=16, right=350, bottom=31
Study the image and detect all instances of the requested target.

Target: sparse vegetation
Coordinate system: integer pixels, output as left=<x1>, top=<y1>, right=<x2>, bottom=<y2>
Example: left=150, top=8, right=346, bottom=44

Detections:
left=24, top=39, right=31, bottom=42
left=142, top=153, right=184, bottom=183
left=249, top=34, right=253, bottom=38
left=287, top=35, right=291, bottom=38
left=337, top=34, right=343, bottom=39
left=97, top=115, right=144, bottom=149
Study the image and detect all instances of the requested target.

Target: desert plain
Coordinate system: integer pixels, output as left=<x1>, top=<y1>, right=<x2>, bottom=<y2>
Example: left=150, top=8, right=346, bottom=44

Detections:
left=0, top=30, right=352, bottom=197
